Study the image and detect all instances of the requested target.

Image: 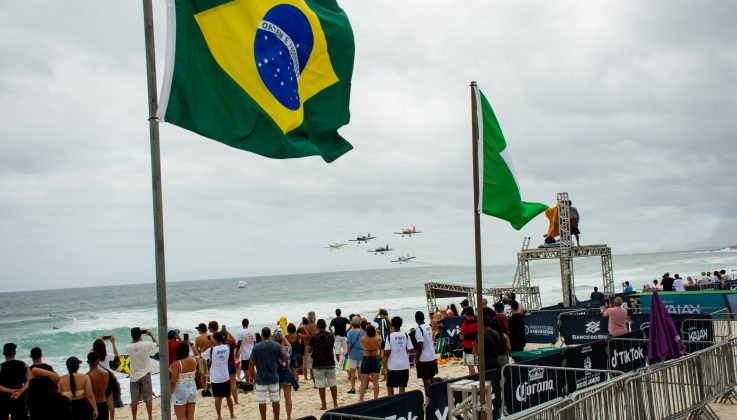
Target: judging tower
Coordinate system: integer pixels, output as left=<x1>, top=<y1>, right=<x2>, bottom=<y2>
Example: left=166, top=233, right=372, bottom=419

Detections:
left=513, top=192, right=615, bottom=307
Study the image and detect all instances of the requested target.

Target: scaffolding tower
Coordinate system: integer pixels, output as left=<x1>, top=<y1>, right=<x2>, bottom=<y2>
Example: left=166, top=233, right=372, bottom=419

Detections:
left=513, top=192, right=615, bottom=307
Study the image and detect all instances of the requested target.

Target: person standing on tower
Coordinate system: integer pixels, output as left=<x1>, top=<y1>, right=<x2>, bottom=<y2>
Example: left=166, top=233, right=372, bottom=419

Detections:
left=568, top=200, right=581, bottom=246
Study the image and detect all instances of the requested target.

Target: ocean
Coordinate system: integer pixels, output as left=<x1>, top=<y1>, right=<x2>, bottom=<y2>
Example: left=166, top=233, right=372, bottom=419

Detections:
left=1, top=247, right=735, bottom=401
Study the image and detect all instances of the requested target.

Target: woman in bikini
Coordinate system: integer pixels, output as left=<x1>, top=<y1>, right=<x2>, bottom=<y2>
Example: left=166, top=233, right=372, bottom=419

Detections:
left=170, top=341, right=199, bottom=420
left=358, top=324, right=383, bottom=401
left=58, top=356, right=97, bottom=420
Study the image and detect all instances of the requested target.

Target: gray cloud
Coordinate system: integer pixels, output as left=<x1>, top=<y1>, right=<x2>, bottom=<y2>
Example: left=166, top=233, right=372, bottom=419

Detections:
left=0, top=0, right=735, bottom=292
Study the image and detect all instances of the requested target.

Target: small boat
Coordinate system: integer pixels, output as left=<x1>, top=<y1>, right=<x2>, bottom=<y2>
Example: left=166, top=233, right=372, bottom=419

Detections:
left=238, top=281, right=247, bottom=289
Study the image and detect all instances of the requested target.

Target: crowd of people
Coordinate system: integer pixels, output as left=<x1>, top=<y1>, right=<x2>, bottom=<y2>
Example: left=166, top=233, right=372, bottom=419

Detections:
left=0, top=339, right=123, bottom=420
left=631, top=269, right=734, bottom=293
left=0, top=295, right=526, bottom=420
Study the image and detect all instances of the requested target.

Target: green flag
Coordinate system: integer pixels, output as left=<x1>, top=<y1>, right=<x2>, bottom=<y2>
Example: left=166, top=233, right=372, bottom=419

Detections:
left=475, top=86, right=547, bottom=230
left=157, top=0, right=354, bottom=162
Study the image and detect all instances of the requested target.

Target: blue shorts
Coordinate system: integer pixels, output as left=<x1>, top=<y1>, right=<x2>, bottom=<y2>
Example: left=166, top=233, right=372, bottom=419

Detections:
left=360, top=356, right=381, bottom=374
left=289, top=352, right=302, bottom=369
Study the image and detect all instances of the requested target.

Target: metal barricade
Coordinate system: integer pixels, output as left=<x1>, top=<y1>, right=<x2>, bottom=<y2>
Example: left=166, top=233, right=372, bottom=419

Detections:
left=500, top=364, right=623, bottom=416
left=680, top=309, right=737, bottom=343
left=550, top=337, right=737, bottom=420
left=499, top=397, right=571, bottom=420
left=320, top=413, right=384, bottom=420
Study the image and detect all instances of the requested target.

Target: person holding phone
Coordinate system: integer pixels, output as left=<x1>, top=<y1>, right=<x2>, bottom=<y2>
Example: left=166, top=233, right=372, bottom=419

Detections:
left=201, top=332, right=235, bottom=420
left=126, top=328, right=157, bottom=420
left=167, top=330, right=181, bottom=367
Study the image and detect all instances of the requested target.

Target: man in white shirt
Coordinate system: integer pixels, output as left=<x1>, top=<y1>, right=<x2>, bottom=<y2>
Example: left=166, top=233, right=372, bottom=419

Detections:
left=384, top=316, right=413, bottom=396
left=699, top=272, right=710, bottom=284
left=201, top=332, right=235, bottom=420
left=413, top=311, right=438, bottom=392
left=125, top=327, right=158, bottom=420
left=236, top=318, right=256, bottom=381
left=673, top=275, right=685, bottom=292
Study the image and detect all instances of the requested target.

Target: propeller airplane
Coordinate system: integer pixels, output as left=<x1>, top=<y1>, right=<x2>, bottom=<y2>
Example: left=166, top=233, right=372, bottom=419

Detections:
left=394, top=226, right=422, bottom=237
left=348, top=234, right=376, bottom=244
left=391, top=254, right=416, bottom=263
left=368, top=244, right=393, bottom=255
left=323, top=242, right=347, bottom=251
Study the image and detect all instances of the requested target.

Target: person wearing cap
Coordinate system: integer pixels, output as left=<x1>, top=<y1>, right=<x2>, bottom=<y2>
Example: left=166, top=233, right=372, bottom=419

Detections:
left=661, top=273, right=674, bottom=292
left=493, top=302, right=510, bottom=336
left=1, top=342, right=31, bottom=419
left=195, top=323, right=210, bottom=355
left=168, top=330, right=181, bottom=367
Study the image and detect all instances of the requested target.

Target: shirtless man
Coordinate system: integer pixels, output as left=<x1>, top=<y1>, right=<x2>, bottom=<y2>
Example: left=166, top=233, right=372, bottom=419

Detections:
left=87, top=352, right=110, bottom=420
left=301, top=312, right=319, bottom=382
left=195, top=323, right=211, bottom=354
left=193, top=322, right=210, bottom=390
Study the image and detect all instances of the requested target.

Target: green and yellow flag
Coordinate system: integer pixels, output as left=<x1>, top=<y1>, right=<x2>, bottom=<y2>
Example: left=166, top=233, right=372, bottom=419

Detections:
left=158, top=0, right=354, bottom=162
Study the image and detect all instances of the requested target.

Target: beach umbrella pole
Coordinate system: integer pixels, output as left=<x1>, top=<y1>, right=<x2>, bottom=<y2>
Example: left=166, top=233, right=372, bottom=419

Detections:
left=142, top=0, right=172, bottom=418
left=470, top=81, right=488, bottom=416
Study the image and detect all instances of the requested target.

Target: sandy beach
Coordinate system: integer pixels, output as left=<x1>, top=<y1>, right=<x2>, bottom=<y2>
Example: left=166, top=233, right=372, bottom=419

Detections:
left=111, top=353, right=737, bottom=419
left=114, top=359, right=471, bottom=419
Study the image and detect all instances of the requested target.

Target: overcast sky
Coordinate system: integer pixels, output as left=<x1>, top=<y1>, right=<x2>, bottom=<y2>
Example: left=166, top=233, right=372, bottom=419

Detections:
left=1, top=1, right=735, bottom=293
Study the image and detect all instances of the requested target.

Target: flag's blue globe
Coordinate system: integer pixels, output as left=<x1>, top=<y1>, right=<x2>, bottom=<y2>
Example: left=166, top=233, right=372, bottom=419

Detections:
left=254, top=5, right=314, bottom=111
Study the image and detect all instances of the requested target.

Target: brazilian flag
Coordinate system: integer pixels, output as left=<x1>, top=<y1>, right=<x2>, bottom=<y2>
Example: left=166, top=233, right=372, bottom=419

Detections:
left=158, top=0, right=354, bottom=162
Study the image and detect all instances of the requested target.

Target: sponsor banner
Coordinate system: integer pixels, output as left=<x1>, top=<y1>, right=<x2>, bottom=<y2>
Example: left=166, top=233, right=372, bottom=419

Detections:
left=440, top=316, right=465, bottom=351
left=630, top=314, right=711, bottom=337
left=681, top=317, right=714, bottom=352
left=425, top=369, right=501, bottom=420
left=559, top=314, right=609, bottom=345
left=503, top=353, right=566, bottom=415
left=524, top=313, right=559, bottom=344
left=564, top=340, right=607, bottom=393
left=322, top=390, right=424, bottom=420
left=638, top=292, right=735, bottom=315
left=607, top=330, right=647, bottom=373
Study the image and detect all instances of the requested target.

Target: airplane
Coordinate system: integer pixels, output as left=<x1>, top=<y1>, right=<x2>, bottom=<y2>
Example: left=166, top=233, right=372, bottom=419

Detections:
left=394, top=226, right=422, bottom=237
left=323, top=242, right=347, bottom=251
left=368, top=244, right=393, bottom=255
left=391, top=254, right=416, bottom=263
left=348, top=234, right=376, bottom=244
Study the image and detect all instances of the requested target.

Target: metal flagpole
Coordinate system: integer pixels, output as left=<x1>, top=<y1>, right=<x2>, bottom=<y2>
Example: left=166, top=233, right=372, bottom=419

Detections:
left=470, top=81, right=487, bottom=416
left=142, top=0, right=171, bottom=418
